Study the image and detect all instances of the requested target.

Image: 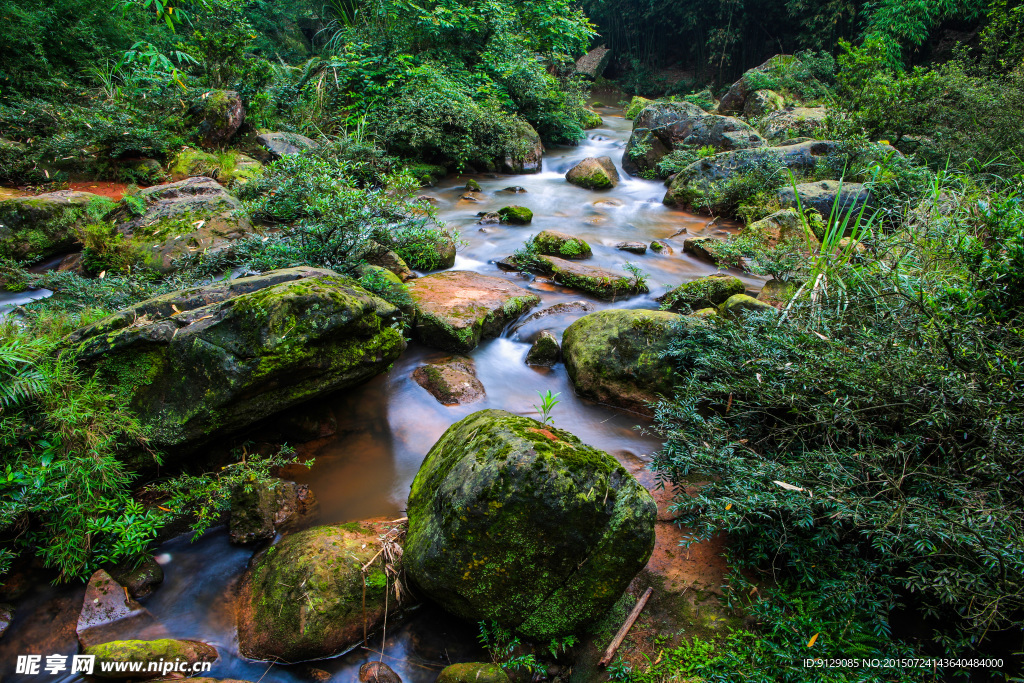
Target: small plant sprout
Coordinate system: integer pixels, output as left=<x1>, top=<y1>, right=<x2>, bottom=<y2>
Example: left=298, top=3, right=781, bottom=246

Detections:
left=534, top=389, right=560, bottom=425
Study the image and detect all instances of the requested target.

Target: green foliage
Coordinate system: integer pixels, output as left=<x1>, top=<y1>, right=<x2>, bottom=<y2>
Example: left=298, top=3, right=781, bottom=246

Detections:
left=533, top=390, right=561, bottom=426
left=477, top=620, right=540, bottom=673
left=622, top=262, right=651, bottom=293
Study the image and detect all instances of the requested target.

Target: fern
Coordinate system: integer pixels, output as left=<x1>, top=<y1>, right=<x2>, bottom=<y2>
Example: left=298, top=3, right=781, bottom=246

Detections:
left=0, top=339, right=47, bottom=409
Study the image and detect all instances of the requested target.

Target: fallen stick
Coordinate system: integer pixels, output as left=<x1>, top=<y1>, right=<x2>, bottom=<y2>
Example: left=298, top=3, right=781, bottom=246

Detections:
left=599, top=586, right=654, bottom=667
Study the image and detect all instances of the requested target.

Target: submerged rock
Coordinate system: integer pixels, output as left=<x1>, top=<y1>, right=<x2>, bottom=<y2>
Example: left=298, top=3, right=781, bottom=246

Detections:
left=525, top=330, right=560, bottom=366
left=405, top=409, right=656, bottom=638
left=413, top=355, right=485, bottom=405
left=565, top=156, right=619, bottom=190
left=69, top=267, right=405, bottom=453
left=562, top=309, right=683, bottom=415
left=533, top=230, right=592, bottom=260
left=236, top=522, right=405, bottom=662
left=438, top=663, right=509, bottom=683
left=229, top=478, right=320, bottom=545
left=660, top=273, right=745, bottom=312
left=84, top=639, right=217, bottom=680
left=407, top=271, right=539, bottom=353
left=0, top=190, right=109, bottom=261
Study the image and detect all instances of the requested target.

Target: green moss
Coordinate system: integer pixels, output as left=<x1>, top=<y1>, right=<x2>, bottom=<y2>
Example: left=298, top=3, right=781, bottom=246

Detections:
left=497, top=205, right=533, bottom=224
left=660, top=274, right=745, bottom=312
left=625, top=96, right=652, bottom=119
left=465, top=178, right=482, bottom=192
left=406, top=163, right=447, bottom=186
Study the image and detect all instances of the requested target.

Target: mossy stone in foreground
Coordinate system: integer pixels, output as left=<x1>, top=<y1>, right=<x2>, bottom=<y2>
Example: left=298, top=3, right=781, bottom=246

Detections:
left=438, top=663, right=510, bottom=683
left=236, top=523, right=400, bottom=662
left=660, top=273, right=745, bottom=312
left=719, top=293, right=776, bottom=317
left=85, top=639, right=217, bottom=679
left=405, top=409, right=656, bottom=639
left=561, top=309, right=685, bottom=415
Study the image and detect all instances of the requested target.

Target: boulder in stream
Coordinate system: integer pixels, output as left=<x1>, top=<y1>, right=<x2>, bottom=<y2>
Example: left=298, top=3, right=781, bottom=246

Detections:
left=407, top=271, right=540, bottom=353
left=360, top=661, right=403, bottom=683
left=659, top=273, right=745, bottom=312
left=497, top=206, right=533, bottom=224
left=109, top=557, right=164, bottom=599
left=536, top=255, right=643, bottom=300
left=229, top=478, right=319, bottom=545
left=405, top=409, right=656, bottom=638
left=562, top=309, right=684, bottom=415
left=413, top=355, right=485, bottom=405
left=236, top=521, right=406, bottom=662
left=84, top=639, right=218, bottom=680
left=533, top=230, right=592, bottom=259
left=525, top=330, right=560, bottom=366
left=77, top=569, right=167, bottom=649
left=501, top=121, right=544, bottom=174
left=565, top=156, right=619, bottom=190
left=69, top=267, right=406, bottom=454
left=615, top=241, right=647, bottom=254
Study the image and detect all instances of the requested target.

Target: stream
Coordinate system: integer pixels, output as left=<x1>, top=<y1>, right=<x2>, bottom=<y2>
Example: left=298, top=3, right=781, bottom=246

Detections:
left=0, top=103, right=759, bottom=683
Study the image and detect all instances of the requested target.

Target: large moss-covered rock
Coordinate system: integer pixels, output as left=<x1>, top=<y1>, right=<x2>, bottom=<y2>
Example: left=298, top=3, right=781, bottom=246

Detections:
left=407, top=271, right=539, bottom=353
left=718, top=55, right=798, bottom=114
left=85, top=639, right=218, bottom=679
left=501, top=121, right=544, bottom=174
left=229, top=478, right=319, bottom=545
left=255, top=132, right=318, bottom=161
left=778, top=180, right=873, bottom=226
left=622, top=101, right=765, bottom=177
left=566, top=157, right=620, bottom=190
left=537, top=255, right=643, bottom=300
left=0, top=191, right=112, bottom=261
left=660, top=273, right=745, bottom=312
left=110, top=177, right=252, bottom=273
left=525, top=330, right=560, bottom=366
left=744, top=89, right=785, bottom=117
left=533, top=230, right=591, bottom=260
left=562, top=309, right=683, bottom=415
left=68, top=267, right=405, bottom=452
left=438, top=663, right=509, bottom=683
left=720, top=293, right=776, bottom=317
left=759, top=106, right=828, bottom=142
left=624, top=96, right=652, bottom=119
left=190, top=90, right=245, bottom=148
left=236, top=522, right=404, bottom=662
left=405, top=410, right=656, bottom=638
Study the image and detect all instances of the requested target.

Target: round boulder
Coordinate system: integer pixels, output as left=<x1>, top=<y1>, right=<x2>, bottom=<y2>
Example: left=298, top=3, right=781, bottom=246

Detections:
left=566, top=156, right=620, bottom=190
left=405, top=409, right=656, bottom=638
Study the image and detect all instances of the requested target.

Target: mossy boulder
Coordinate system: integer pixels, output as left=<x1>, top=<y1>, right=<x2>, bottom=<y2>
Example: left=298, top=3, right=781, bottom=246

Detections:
left=758, top=279, right=800, bottom=307
left=236, top=522, right=405, bottom=662
left=525, top=330, right=560, bottom=366
left=168, top=148, right=262, bottom=187
left=229, top=478, right=319, bottom=545
left=718, top=55, right=798, bottom=114
left=682, top=238, right=720, bottom=264
left=255, top=132, right=318, bottom=161
left=405, top=409, right=656, bottom=638
left=364, top=241, right=415, bottom=281
left=109, top=177, right=252, bottom=273
left=624, top=96, right=652, bottom=119
left=413, top=355, right=485, bottom=405
left=759, top=106, right=828, bottom=142
left=438, top=663, right=509, bottom=683
left=582, top=108, right=604, bottom=130
left=109, top=557, right=164, bottom=599
left=397, top=229, right=458, bottom=271
left=566, top=156, right=620, bottom=190
left=465, top=178, right=482, bottom=192
left=660, top=273, right=745, bottom=312
left=407, top=271, right=540, bottom=353
left=742, top=208, right=820, bottom=248
left=575, top=46, right=611, bottom=80
left=537, top=255, right=643, bottom=300
left=562, top=309, right=684, bottom=415
left=533, top=230, right=592, bottom=259
left=744, top=89, right=785, bottom=118
left=778, top=180, right=873, bottom=229
left=84, top=639, right=218, bottom=679
left=0, top=191, right=113, bottom=261
left=498, top=206, right=533, bottom=225
left=719, top=293, right=776, bottom=317
left=190, top=90, right=245, bottom=148
left=501, top=121, right=544, bottom=174
left=69, top=267, right=406, bottom=453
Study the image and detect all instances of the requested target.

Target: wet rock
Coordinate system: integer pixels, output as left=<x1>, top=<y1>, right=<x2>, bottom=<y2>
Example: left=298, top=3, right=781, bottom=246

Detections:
left=502, top=186, right=527, bottom=193
left=77, top=570, right=166, bottom=648
left=562, top=309, right=686, bottom=415
left=413, top=355, right=486, bottom=405
left=719, top=55, right=797, bottom=114
left=535, top=255, right=642, bottom=300
left=407, top=271, right=540, bottom=353
left=758, top=279, right=799, bottom=307
left=498, top=206, right=533, bottom=224
left=615, top=241, right=647, bottom=254
left=743, top=89, right=785, bottom=118
left=778, top=180, right=873, bottom=227
left=68, top=267, right=405, bottom=453
left=236, top=522, right=406, bottom=662
left=459, top=193, right=481, bottom=202
left=582, top=108, right=603, bottom=130
left=108, top=176, right=251, bottom=273
left=502, top=121, right=544, bottom=174
left=650, top=240, right=673, bottom=254
left=229, top=478, right=320, bottom=545
left=624, top=96, right=652, bottom=119
left=304, top=668, right=333, bottom=683
left=534, top=230, right=592, bottom=260
left=190, top=90, right=245, bottom=148
left=682, top=238, right=720, bottom=264
left=360, top=661, right=402, bottom=683
left=659, top=273, right=745, bottom=312
left=109, top=557, right=164, bottom=599
left=0, top=190, right=109, bottom=261
left=416, top=195, right=439, bottom=205
left=58, top=252, right=86, bottom=275
left=516, top=300, right=595, bottom=328
left=364, top=241, right=414, bottom=281
left=465, top=178, right=482, bottom=192
left=742, top=208, right=820, bottom=248
left=759, top=106, right=828, bottom=142
left=0, top=603, right=13, bottom=639
left=256, top=132, right=318, bottom=160
left=405, top=409, right=656, bottom=638
left=525, top=330, right=560, bottom=366
left=478, top=211, right=501, bottom=225
left=720, top=293, right=776, bottom=317
left=85, top=639, right=218, bottom=679
left=438, top=663, right=510, bottom=683
left=575, top=45, right=611, bottom=80
left=565, top=156, right=619, bottom=190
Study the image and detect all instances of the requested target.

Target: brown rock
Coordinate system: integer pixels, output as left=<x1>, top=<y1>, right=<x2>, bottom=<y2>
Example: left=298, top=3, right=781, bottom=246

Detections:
left=77, top=570, right=167, bottom=648
left=360, top=661, right=402, bottom=683
left=413, top=356, right=485, bottom=405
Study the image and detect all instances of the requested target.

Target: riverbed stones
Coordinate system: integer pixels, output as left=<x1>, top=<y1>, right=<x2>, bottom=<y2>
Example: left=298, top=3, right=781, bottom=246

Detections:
left=562, top=309, right=683, bottom=415
left=0, top=190, right=111, bottom=261
left=256, top=132, right=318, bottom=160
left=534, top=230, right=592, bottom=259
left=525, top=330, right=560, bottom=366
left=413, top=355, right=485, bottom=405
left=660, top=273, right=745, bottom=312
left=69, top=267, right=405, bottom=453
left=77, top=570, right=166, bottom=648
left=566, top=156, right=619, bottom=190
left=405, top=409, right=656, bottom=638
left=85, top=639, right=218, bottom=679
left=407, top=271, right=540, bottom=353
left=536, top=255, right=642, bottom=300
left=229, top=478, right=320, bottom=545
left=615, top=241, right=647, bottom=254
left=498, top=206, right=533, bottom=224
left=360, top=661, right=402, bottom=683
left=438, top=663, right=509, bottom=683
left=236, top=522, right=404, bottom=662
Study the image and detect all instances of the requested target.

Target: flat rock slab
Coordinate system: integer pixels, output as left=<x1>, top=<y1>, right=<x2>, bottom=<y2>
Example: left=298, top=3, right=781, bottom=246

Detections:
left=77, top=570, right=167, bottom=649
left=538, top=255, right=642, bottom=300
left=413, top=355, right=486, bottom=405
left=407, top=271, right=540, bottom=353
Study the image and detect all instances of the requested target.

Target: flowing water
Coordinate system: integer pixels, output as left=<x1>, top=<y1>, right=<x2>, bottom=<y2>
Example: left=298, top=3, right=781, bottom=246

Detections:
left=0, top=104, right=760, bottom=683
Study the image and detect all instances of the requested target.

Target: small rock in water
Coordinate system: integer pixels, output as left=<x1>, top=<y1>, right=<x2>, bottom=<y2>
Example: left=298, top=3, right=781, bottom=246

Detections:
left=616, top=241, right=647, bottom=254
left=477, top=211, right=501, bottom=224
left=502, top=186, right=527, bottom=193
left=497, top=205, right=533, bottom=224
left=415, top=195, right=439, bottom=205
left=360, top=661, right=402, bottom=683
left=650, top=240, right=673, bottom=254
left=565, top=156, right=620, bottom=190
left=525, top=330, right=560, bottom=366
left=77, top=569, right=167, bottom=648
left=465, top=178, right=482, bottom=192
left=459, top=193, right=480, bottom=202
left=304, top=667, right=333, bottom=682
left=413, top=356, right=485, bottom=406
